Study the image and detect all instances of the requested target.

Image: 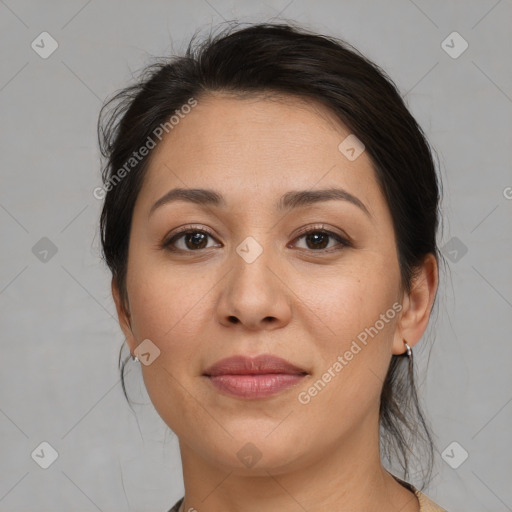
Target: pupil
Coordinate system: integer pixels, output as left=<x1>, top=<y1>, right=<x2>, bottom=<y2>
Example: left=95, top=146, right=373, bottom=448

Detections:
left=187, top=232, right=206, bottom=249
left=308, top=233, right=327, bottom=249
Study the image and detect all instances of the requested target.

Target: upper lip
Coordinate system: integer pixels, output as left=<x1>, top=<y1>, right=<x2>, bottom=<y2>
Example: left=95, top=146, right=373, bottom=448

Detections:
left=203, top=354, right=308, bottom=376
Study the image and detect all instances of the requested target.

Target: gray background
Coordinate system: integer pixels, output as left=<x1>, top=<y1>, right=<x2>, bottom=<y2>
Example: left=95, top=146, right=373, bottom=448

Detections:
left=1, top=0, right=511, bottom=511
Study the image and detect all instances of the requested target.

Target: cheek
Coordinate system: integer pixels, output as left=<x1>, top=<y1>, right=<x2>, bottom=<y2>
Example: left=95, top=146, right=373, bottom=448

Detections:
left=300, top=257, right=400, bottom=387
left=126, top=259, right=211, bottom=360
left=301, top=256, right=399, bottom=338
left=292, top=277, right=398, bottom=435
left=125, top=263, right=215, bottom=435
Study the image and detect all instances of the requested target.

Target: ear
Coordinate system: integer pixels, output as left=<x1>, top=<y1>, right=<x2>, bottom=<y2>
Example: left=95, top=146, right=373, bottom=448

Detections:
left=392, top=253, right=438, bottom=355
left=111, top=278, right=137, bottom=355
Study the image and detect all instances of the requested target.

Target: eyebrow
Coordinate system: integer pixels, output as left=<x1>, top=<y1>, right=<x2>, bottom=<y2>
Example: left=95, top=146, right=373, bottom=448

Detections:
left=149, top=187, right=371, bottom=218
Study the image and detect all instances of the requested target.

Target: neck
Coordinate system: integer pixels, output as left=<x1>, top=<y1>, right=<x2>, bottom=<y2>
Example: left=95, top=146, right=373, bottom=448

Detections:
left=176, top=418, right=419, bottom=512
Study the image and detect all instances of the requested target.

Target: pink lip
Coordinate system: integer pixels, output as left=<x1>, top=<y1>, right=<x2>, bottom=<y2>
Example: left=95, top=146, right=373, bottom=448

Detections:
left=203, top=355, right=308, bottom=399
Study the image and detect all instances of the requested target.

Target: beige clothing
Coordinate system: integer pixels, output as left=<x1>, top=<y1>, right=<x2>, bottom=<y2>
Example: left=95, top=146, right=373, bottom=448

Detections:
left=397, top=477, right=449, bottom=512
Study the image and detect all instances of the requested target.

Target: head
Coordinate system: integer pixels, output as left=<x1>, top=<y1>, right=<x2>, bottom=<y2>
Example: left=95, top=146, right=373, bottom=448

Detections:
left=98, top=22, right=441, bottom=486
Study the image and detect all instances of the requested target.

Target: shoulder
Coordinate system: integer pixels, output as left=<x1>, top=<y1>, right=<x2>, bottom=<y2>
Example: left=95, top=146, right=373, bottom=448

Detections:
left=414, top=488, right=449, bottom=512
left=392, top=475, right=448, bottom=512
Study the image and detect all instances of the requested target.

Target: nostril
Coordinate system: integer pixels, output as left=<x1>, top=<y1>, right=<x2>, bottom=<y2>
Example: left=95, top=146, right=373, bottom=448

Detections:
left=228, top=316, right=239, bottom=324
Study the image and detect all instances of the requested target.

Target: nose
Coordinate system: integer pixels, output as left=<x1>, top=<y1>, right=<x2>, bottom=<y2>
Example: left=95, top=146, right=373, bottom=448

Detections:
left=215, top=242, right=292, bottom=331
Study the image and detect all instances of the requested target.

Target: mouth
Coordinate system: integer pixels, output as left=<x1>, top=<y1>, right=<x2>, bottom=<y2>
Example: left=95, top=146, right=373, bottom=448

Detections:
left=203, top=354, right=308, bottom=400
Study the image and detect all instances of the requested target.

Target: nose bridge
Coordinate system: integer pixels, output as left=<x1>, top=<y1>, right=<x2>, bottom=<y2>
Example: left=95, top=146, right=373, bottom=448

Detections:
left=235, top=233, right=267, bottom=266
left=229, top=202, right=276, bottom=269
left=216, top=229, right=291, bottom=329
left=230, top=232, right=275, bottom=294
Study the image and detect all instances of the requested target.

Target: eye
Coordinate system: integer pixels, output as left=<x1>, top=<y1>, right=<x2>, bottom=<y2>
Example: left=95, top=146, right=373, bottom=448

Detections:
left=162, top=224, right=350, bottom=253
left=163, top=226, right=221, bottom=252
left=291, top=226, right=350, bottom=252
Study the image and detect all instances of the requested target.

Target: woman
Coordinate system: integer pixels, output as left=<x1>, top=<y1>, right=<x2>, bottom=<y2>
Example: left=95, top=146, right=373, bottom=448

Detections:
left=98, top=22, right=447, bottom=512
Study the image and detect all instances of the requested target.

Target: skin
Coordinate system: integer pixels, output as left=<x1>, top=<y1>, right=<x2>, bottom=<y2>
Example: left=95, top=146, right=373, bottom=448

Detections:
left=112, top=92, right=438, bottom=512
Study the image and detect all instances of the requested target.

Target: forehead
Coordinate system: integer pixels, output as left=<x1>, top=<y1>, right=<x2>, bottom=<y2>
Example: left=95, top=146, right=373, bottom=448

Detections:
left=137, top=92, right=380, bottom=214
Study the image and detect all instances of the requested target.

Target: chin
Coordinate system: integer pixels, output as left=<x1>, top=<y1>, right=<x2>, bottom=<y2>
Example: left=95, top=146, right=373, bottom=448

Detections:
left=192, top=426, right=312, bottom=475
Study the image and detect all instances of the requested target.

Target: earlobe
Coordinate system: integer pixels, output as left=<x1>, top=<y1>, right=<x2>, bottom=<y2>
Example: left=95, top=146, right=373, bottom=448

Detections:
left=392, top=253, right=438, bottom=355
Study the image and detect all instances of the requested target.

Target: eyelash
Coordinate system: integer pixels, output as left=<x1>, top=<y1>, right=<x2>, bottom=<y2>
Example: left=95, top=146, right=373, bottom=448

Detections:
left=162, top=224, right=351, bottom=253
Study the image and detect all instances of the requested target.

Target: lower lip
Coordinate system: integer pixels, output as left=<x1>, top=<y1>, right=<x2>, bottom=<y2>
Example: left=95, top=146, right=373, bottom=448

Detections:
left=205, top=373, right=306, bottom=399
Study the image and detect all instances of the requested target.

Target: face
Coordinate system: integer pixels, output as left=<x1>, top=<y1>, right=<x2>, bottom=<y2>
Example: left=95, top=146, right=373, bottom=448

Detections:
left=113, top=93, right=426, bottom=475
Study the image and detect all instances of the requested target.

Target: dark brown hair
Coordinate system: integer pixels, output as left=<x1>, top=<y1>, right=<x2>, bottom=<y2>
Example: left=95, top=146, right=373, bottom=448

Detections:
left=98, top=21, right=443, bottom=487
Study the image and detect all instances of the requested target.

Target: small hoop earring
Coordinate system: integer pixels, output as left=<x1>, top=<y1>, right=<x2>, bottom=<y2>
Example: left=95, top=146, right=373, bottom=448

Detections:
left=404, top=342, right=412, bottom=357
